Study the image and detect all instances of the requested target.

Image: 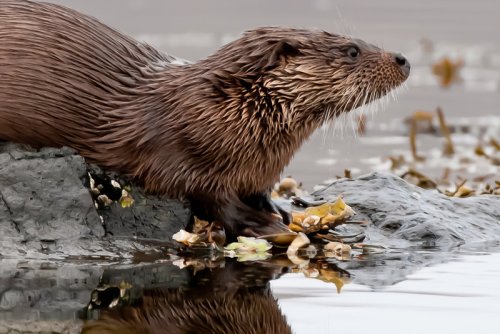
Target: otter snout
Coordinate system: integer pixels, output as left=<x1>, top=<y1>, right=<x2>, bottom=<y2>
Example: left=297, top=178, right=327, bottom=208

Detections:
left=392, top=53, right=411, bottom=77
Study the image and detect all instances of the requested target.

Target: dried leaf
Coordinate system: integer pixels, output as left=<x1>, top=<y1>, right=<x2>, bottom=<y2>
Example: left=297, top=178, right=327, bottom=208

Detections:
left=291, top=211, right=306, bottom=224
left=304, top=202, right=331, bottom=218
left=173, top=229, right=199, bottom=246
left=302, top=215, right=321, bottom=227
left=329, top=196, right=356, bottom=219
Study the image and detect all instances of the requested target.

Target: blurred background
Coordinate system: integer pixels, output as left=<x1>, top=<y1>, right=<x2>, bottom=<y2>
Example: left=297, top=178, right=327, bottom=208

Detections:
left=48, top=0, right=500, bottom=189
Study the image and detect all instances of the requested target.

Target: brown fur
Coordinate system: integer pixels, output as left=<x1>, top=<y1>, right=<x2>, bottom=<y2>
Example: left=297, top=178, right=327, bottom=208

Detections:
left=0, top=0, right=409, bottom=236
left=82, top=289, right=292, bottom=334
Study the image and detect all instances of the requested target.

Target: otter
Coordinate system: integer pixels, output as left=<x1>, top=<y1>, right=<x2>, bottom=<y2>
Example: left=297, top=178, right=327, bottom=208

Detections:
left=0, top=0, right=410, bottom=237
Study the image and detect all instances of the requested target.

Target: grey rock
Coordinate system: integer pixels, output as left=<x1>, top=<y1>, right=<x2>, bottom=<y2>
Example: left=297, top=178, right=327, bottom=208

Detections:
left=313, top=172, right=500, bottom=247
left=1, top=143, right=499, bottom=258
left=91, top=171, right=189, bottom=241
left=0, top=144, right=103, bottom=242
left=0, top=144, right=188, bottom=259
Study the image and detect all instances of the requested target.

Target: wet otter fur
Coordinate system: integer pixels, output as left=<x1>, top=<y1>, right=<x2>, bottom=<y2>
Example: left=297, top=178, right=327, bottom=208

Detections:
left=0, top=0, right=410, bottom=237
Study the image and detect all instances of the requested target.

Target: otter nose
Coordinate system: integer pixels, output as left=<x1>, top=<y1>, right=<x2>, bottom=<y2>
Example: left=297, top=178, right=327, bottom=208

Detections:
left=393, top=53, right=410, bottom=76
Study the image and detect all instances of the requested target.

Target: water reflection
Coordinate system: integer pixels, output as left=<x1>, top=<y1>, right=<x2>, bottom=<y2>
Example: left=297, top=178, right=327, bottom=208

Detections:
left=0, top=244, right=498, bottom=333
left=79, top=253, right=355, bottom=333
left=81, top=258, right=295, bottom=333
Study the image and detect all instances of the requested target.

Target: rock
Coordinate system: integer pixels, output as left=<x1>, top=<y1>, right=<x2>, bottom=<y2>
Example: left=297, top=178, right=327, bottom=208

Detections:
left=0, top=144, right=103, bottom=241
left=86, top=166, right=189, bottom=241
left=0, top=143, right=188, bottom=259
left=312, top=172, right=500, bottom=247
left=2, top=143, right=499, bottom=258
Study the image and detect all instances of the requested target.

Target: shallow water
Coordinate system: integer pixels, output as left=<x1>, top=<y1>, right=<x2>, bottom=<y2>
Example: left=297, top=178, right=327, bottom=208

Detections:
left=2, top=0, right=500, bottom=332
left=2, top=245, right=500, bottom=333
left=273, top=247, right=500, bottom=334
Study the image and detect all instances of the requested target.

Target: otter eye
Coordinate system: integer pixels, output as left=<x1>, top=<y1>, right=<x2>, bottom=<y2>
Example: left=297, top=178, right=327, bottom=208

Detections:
left=347, top=47, right=360, bottom=60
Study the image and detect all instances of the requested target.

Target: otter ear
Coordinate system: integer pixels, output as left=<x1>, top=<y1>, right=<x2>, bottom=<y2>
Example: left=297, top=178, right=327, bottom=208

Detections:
left=259, top=39, right=302, bottom=71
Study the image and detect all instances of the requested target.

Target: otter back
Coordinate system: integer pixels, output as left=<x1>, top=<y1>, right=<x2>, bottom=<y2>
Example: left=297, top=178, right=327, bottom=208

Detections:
left=0, top=0, right=171, bottom=152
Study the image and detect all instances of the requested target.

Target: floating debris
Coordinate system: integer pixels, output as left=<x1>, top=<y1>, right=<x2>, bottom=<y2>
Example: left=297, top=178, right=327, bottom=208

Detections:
left=440, top=179, right=475, bottom=198
left=432, top=57, right=464, bottom=88
left=225, top=236, right=272, bottom=253
left=88, top=282, right=132, bottom=310
left=290, top=196, right=327, bottom=208
left=225, top=237, right=273, bottom=261
left=389, top=155, right=406, bottom=171
left=409, top=116, right=426, bottom=161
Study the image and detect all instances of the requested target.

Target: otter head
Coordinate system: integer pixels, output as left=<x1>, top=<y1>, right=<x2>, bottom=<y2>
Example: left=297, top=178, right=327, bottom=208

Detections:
left=202, top=27, right=410, bottom=126
left=139, top=27, right=411, bottom=199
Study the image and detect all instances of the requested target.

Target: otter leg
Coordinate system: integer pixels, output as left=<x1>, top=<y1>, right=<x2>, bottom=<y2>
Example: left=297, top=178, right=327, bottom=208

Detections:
left=240, top=192, right=291, bottom=226
left=187, top=193, right=290, bottom=239
left=219, top=195, right=291, bottom=238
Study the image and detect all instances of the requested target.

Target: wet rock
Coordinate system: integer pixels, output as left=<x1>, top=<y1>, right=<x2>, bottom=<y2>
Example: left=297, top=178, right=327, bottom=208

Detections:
left=2, top=143, right=499, bottom=258
left=87, top=166, right=189, bottom=241
left=0, top=143, right=104, bottom=256
left=313, top=172, right=500, bottom=247
left=0, top=143, right=188, bottom=259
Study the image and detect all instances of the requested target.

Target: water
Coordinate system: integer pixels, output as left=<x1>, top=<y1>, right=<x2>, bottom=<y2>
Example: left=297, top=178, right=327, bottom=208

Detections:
left=2, top=246, right=499, bottom=333
left=1, top=0, right=500, bottom=332
left=273, top=249, right=500, bottom=334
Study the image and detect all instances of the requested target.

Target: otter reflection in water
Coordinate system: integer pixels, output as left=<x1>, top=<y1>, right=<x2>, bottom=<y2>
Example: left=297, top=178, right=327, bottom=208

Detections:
left=82, top=259, right=293, bottom=334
